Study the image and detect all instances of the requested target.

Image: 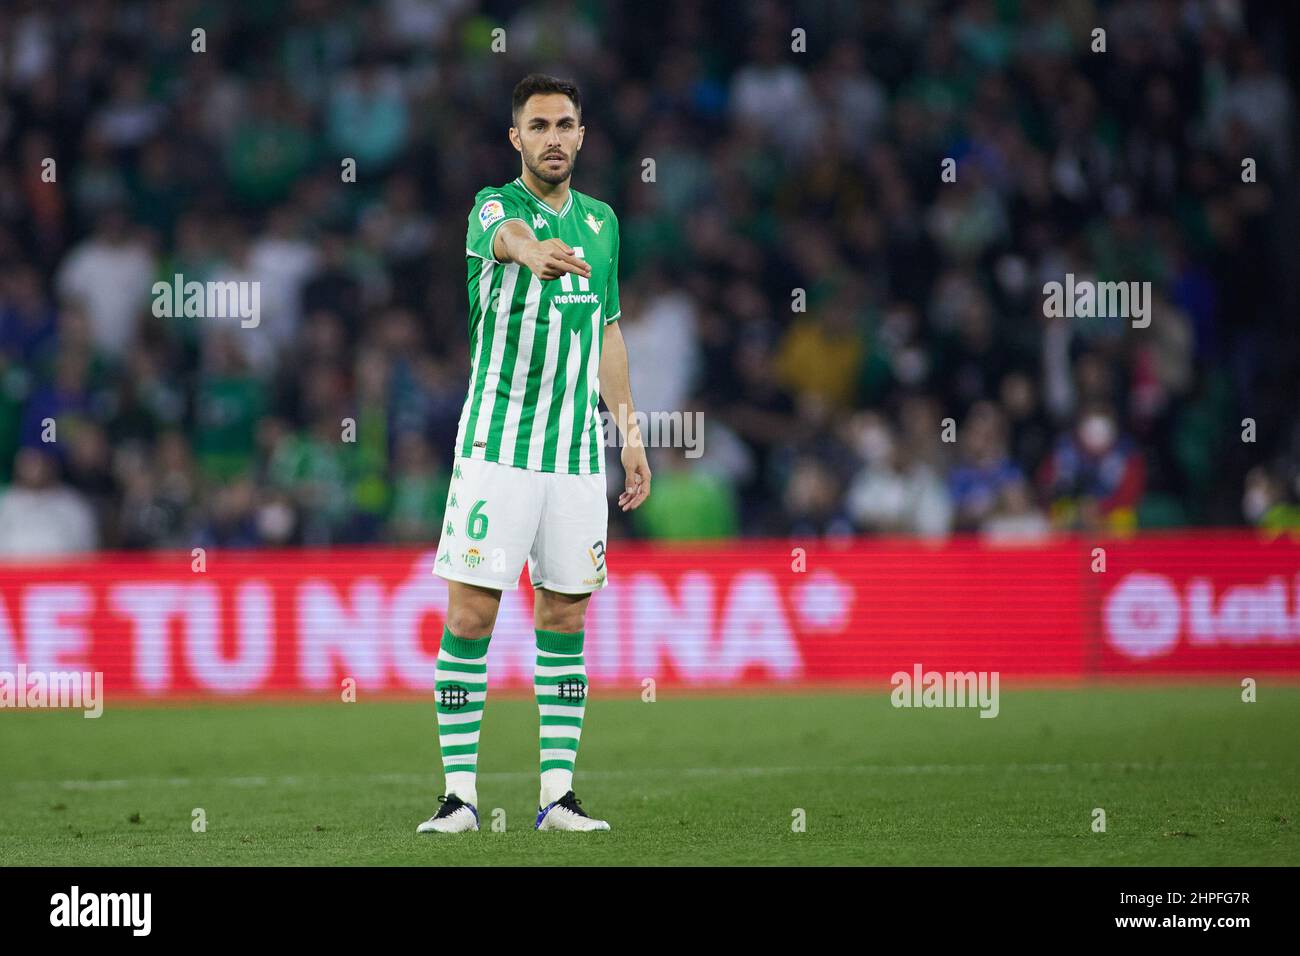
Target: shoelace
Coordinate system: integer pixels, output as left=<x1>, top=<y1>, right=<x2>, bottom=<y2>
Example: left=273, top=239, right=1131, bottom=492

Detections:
left=433, top=794, right=464, bottom=819
left=557, top=792, right=590, bottom=817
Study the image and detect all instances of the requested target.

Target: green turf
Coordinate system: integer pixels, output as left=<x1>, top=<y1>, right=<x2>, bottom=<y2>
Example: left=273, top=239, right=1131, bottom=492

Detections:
left=1, top=687, right=1297, bottom=865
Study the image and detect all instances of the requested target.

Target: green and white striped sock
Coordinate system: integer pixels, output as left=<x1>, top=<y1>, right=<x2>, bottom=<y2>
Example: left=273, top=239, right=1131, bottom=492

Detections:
left=436, top=625, right=490, bottom=807
left=534, top=628, right=587, bottom=807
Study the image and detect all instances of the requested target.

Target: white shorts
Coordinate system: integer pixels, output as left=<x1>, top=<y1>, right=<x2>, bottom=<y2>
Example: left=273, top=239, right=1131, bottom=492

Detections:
left=433, top=456, right=609, bottom=594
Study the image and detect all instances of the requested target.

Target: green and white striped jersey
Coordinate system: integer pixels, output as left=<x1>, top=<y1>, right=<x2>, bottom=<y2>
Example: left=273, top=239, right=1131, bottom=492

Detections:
left=456, top=177, right=621, bottom=475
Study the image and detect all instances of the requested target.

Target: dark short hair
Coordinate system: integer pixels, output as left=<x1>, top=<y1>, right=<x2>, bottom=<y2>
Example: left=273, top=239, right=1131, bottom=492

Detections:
left=511, top=73, right=582, bottom=124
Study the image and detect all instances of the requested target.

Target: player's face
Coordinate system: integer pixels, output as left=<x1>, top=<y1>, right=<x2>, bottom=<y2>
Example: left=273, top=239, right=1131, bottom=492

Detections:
left=512, top=94, right=584, bottom=185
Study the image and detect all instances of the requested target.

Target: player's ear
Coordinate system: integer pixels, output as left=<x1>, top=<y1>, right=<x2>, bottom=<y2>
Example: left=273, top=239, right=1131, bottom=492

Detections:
left=508, top=126, right=521, bottom=152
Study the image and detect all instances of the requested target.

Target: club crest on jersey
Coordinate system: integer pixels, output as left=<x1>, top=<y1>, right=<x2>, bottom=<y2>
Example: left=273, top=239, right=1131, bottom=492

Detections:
left=584, top=212, right=603, bottom=234
left=479, top=199, right=505, bottom=229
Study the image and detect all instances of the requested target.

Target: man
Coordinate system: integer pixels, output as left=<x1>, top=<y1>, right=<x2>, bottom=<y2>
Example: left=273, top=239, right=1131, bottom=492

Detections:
left=418, top=74, right=651, bottom=834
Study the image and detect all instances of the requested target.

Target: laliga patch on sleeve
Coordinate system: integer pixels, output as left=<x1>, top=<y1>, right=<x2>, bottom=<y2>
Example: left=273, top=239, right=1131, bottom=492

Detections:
left=478, top=199, right=505, bottom=230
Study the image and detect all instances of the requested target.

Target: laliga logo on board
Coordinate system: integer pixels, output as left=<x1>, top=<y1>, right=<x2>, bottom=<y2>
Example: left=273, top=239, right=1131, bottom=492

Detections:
left=1104, top=572, right=1300, bottom=659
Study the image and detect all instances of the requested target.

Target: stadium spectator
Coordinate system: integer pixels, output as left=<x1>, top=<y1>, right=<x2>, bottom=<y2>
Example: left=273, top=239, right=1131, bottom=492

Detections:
left=386, top=430, right=450, bottom=544
left=980, top=476, right=1051, bottom=543
left=0, top=446, right=98, bottom=556
left=1039, top=403, right=1147, bottom=531
left=845, top=411, right=953, bottom=537
left=1242, top=465, right=1300, bottom=537
left=632, top=447, right=739, bottom=541
left=54, top=209, right=155, bottom=359
left=949, top=401, right=1025, bottom=533
left=0, top=263, right=58, bottom=366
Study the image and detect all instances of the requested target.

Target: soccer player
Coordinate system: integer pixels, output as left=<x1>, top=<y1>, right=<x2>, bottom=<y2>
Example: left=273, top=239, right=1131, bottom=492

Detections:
left=417, top=74, right=651, bottom=834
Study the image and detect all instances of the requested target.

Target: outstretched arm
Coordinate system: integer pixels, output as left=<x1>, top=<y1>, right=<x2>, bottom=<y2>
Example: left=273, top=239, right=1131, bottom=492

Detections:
left=493, top=220, right=592, bottom=282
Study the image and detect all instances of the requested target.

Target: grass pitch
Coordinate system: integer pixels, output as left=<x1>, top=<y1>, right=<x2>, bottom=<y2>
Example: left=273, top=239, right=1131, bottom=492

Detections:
left=1, top=686, right=1297, bottom=866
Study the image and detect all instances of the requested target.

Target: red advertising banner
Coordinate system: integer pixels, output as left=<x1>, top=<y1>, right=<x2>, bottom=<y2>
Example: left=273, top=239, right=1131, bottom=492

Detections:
left=0, top=532, right=1297, bottom=698
left=1090, top=533, right=1300, bottom=674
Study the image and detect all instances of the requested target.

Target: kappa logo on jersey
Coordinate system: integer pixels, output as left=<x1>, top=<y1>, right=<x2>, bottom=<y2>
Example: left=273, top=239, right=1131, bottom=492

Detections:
left=533, top=213, right=547, bottom=230
left=479, top=199, right=505, bottom=229
left=584, top=212, right=603, bottom=234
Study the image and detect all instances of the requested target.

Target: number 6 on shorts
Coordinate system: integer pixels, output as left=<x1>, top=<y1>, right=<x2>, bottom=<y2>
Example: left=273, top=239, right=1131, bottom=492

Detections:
left=467, top=499, right=489, bottom=540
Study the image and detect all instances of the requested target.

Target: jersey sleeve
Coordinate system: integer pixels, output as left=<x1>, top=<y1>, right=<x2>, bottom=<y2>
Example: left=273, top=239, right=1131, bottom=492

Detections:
left=466, top=189, right=528, bottom=263
left=603, top=211, right=621, bottom=325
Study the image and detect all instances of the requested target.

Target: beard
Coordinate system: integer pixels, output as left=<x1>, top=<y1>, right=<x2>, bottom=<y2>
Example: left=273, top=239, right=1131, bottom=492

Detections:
left=525, top=148, right=574, bottom=185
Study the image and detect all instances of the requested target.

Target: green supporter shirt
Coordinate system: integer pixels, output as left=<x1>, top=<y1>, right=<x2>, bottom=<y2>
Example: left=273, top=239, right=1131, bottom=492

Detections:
left=456, top=177, right=621, bottom=476
left=632, top=470, right=739, bottom=541
left=194, top=375, right=265, bottom=481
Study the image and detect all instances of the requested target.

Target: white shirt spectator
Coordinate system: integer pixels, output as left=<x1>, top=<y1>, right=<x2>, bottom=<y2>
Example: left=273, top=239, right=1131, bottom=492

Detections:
left=56, top=235, right=156, bottom=357
left=202, top=262, right=280, bottom=376
left=620, top=289, right=699, bottom=417
left=0, top=485, right=99, bottom=557
left=730, top=62, right=822, bottom=153
left=247, top=232, right=319, bottom=355
left=847, top=462, right=953, bottom=538
left=383, top=0, right=471, bottom=48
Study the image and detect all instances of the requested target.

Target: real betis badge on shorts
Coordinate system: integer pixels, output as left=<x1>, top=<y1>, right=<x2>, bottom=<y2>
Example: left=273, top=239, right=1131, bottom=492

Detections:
left=463, top=547, right=483, bottom=569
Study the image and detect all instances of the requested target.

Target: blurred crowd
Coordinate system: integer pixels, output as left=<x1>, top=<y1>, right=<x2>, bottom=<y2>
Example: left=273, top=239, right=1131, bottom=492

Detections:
left=0, top=0, right=1297, bottom=555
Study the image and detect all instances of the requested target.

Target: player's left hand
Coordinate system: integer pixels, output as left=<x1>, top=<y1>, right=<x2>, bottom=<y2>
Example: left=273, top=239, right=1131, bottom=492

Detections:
left=619, top=442, right=651, bottom=512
